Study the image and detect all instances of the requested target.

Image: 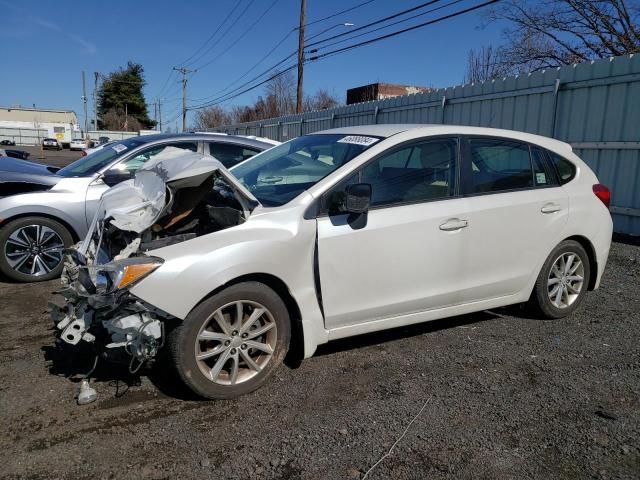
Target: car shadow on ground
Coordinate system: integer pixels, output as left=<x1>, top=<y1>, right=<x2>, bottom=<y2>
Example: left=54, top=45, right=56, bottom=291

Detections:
left=42, top=339, right=202, bottom=402
left=315, top=310, right=498, bottom=357
left=40, top=306, right=535, bottom=402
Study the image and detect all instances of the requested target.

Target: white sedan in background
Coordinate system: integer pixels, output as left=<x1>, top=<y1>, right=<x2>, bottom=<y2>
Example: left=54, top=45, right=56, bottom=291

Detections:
left=70, top=138, right=89, bottom=150
left=56, top=124, right=612, bottom=401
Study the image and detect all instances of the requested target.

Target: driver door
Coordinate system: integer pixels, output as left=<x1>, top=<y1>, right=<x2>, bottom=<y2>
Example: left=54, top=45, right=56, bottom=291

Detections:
left=84, top=141, right=199, bottom=227
left=317, top=137, right=470, bottom=330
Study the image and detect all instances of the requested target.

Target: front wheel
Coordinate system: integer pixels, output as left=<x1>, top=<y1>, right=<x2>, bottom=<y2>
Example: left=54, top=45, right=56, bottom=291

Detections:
left=168, top=282, right=291, bottom=399
left=528, top=240, right=591, bottom=319
left=0, top=216, right=73, bottom=282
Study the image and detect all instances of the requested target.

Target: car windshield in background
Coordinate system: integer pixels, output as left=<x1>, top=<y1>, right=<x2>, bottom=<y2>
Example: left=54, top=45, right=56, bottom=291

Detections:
left=231, top=133, right=379, bottom=207
left=57, top=137, right=147, bottom=177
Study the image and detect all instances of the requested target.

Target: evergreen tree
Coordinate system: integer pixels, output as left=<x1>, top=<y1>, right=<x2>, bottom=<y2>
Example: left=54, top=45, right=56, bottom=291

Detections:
left=97, top=62, right=155, bottom=130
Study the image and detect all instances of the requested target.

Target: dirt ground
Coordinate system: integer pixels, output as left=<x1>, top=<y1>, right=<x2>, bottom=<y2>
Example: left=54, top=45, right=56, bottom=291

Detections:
left=0, top=241, right=639, bottom=480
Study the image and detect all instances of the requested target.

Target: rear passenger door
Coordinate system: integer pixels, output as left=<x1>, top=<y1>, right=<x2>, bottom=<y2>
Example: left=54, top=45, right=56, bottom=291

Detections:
left=458, top=137, right=569, bottom=303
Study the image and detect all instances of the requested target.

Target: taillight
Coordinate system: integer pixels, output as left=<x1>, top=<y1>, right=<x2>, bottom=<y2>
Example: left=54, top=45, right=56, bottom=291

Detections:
left=593, top=184, right=610, bottom=209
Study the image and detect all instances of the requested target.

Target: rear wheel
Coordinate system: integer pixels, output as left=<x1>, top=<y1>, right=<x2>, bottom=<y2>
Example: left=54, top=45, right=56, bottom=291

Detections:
left=528, top=240, right=591, bottom=319
left=168, top=282, right=290, bottom=399
left=0, top=217, right=73, bottom=282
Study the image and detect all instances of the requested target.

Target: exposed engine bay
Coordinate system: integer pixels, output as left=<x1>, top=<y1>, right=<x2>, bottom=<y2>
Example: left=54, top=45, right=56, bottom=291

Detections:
left=51, top=149, right=257, bottom=400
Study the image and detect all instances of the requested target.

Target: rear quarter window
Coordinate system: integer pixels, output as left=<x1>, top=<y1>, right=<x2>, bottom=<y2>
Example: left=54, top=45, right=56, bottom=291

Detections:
left=548, top=151, right=576, bottom=185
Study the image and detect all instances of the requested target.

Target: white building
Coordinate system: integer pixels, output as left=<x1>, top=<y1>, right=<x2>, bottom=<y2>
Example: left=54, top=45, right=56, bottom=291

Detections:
left=0, top=106, right=79, bottom=146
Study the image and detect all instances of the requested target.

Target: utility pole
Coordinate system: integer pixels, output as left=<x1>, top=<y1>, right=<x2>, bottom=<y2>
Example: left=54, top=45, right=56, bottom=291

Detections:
left=93, top=72, right=99, bottom=132
left=82, top=71, right=88, bottom=138
left=173, top=67, right=195, bottom=132
left=296, top=0, right=306, bottom=113
left=158, top=98, right=162, bottom=132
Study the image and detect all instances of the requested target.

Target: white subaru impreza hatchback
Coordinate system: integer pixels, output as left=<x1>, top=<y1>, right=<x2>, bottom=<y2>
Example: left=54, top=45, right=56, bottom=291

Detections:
left=55, top=125, right=612, bottom=400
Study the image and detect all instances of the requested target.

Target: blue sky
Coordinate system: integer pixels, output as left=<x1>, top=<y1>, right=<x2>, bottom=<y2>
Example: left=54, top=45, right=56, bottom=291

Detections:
left=0, top=0, right=508, bottom=129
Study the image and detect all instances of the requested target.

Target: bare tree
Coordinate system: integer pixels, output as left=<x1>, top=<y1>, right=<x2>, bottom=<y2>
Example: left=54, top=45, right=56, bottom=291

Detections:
left=479, top=0, right=640, bottom=75
left=102, top=107, right=141, bottom=131
left=303, top=88, right=340, bottom=111
left=193, top=106, right=232, bottom=130
left=264, top=70, right=296, bottom=117
left=464, top=46, right=512, bottom=83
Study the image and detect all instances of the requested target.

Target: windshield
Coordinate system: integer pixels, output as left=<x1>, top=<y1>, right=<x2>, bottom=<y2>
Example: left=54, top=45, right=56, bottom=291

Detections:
left=57, top=137, right=148, bottom=177
left=231, top=133, right=379, bottom=207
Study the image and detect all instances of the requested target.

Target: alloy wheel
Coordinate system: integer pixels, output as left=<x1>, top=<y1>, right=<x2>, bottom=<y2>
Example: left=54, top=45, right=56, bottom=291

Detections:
left=547, top=252, right=585, bottom=309
left=4, top=224, right=65, bottom=277
left=195, top=300, right=277, bottom=386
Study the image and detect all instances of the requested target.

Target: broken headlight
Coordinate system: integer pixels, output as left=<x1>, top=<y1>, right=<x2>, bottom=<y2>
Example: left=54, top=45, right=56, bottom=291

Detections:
left=95, top=257, right=163, bottom=294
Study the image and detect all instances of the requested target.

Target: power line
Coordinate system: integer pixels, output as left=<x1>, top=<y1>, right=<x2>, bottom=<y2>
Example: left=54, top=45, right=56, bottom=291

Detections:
left=188, top=52, right=296, bottom=109
left=304, top=0, right=377, bottom=27
left=176, top=0, right=246, bottom=67
left=194, top=64, right=299, bottom=110
left=309, top=0, right=501, bottom=61
left=189, top=29, right=296, bottom=103
left=308, top=0, right=465, bottom=53
left=193, top=0, right=281, bottom=71
left=188, top=0, right=376, bottom=103
left=305, top=0, right=442, bottom=49
left=189, top=0, right=500, bottom=111
left=154, top=70, right=176, bottom=98
left=187, top=0, right=258, bottom=69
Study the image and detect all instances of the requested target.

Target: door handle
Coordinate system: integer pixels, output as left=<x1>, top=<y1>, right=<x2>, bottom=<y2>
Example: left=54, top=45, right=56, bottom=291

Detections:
left=541, top=203, right=561, bottom=214
left=439, top=218, right=468, bottom=231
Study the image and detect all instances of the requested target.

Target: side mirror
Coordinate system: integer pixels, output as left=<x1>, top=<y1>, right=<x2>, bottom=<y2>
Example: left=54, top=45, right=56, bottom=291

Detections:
left=345, top=183, right=372, bottom=214
left=102, top=168, right=133, bottom=187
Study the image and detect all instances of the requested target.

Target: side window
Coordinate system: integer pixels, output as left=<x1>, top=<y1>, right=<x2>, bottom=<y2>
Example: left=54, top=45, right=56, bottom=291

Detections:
left=468, top=138, right=533, bottom=193
left=360, top=138, right=458, bottom=208
left=208, top=142, right=260, bottom=168
left=547, top=151, right=577, bottom=185
left=118, top=142, right=198, bottom=173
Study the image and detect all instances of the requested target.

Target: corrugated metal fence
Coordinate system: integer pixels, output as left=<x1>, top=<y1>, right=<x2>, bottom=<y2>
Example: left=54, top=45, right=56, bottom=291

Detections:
left=216, top=54, right=640, bottom=235
left=0, top=127, right=49, bottom=146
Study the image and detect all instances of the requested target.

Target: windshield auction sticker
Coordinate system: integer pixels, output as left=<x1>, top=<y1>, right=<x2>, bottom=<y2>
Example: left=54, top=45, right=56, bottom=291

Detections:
left=112, top=144, right=127, bottom=153
left=337, top=135, right=379, bottom=146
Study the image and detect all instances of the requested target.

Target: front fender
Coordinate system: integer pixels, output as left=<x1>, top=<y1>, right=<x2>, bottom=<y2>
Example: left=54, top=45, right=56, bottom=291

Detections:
left=130, top=212, right=327, bottom=358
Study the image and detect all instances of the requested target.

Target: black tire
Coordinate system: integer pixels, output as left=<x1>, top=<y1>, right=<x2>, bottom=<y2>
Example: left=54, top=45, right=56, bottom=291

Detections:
left=528, top=240, right=591, bottom=319
left=0, top=216, right=73, bottom=282
left=168, top=282, right=291, bottom=399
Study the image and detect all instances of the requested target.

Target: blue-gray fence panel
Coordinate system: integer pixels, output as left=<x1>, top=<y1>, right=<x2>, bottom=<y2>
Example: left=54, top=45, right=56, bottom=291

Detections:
left=216, top=54, right=640, bottom=234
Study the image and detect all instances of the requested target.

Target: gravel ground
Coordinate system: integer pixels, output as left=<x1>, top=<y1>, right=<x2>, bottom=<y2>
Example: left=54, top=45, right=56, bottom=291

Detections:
left=0, top=241, right=639, bottom=479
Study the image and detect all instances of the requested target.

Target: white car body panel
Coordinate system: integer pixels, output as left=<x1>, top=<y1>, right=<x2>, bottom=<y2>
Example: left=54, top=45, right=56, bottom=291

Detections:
left=317, top=197, right=470, bottom=329
left=127, top=125, right=613, bottom=359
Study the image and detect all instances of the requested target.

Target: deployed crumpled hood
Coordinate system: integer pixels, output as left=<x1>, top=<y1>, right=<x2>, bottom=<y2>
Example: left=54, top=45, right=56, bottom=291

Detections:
left=88, top=148, right=259, bottom=235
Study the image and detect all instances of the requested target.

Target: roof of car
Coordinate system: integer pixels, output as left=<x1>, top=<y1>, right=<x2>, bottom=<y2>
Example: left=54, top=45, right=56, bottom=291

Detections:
left=121, top=132, right=277, bottom=149
left=316, top=124, right=572, bottom=152
left=316, top=124, right=422, bottom=138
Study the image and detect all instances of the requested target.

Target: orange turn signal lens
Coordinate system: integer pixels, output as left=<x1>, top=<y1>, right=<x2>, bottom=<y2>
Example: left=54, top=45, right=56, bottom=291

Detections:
left=117, top=263, right=160, bottom=289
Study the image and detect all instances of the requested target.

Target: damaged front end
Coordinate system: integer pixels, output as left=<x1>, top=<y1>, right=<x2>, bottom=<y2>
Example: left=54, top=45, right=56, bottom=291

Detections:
left=51, top=148, right=259, bottom=393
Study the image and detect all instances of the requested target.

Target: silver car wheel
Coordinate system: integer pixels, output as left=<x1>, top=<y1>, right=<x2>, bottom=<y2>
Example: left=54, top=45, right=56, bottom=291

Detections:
left=4, top=224, right=64, bottom=277
left=195, top=300, right=277, bottom=386
left=547, top=252, right=585, bottom=309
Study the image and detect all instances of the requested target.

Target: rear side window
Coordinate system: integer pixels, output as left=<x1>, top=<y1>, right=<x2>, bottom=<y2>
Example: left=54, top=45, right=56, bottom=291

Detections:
left=468, top=138, right=534, bottom=193
left=208, top=142, right=260, bottom=168
left=548, top=151, right=576, bottom=185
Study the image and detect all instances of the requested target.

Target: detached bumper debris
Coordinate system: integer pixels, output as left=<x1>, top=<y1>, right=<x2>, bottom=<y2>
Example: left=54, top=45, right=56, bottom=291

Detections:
left=51, top=148, right=258, bottom=404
